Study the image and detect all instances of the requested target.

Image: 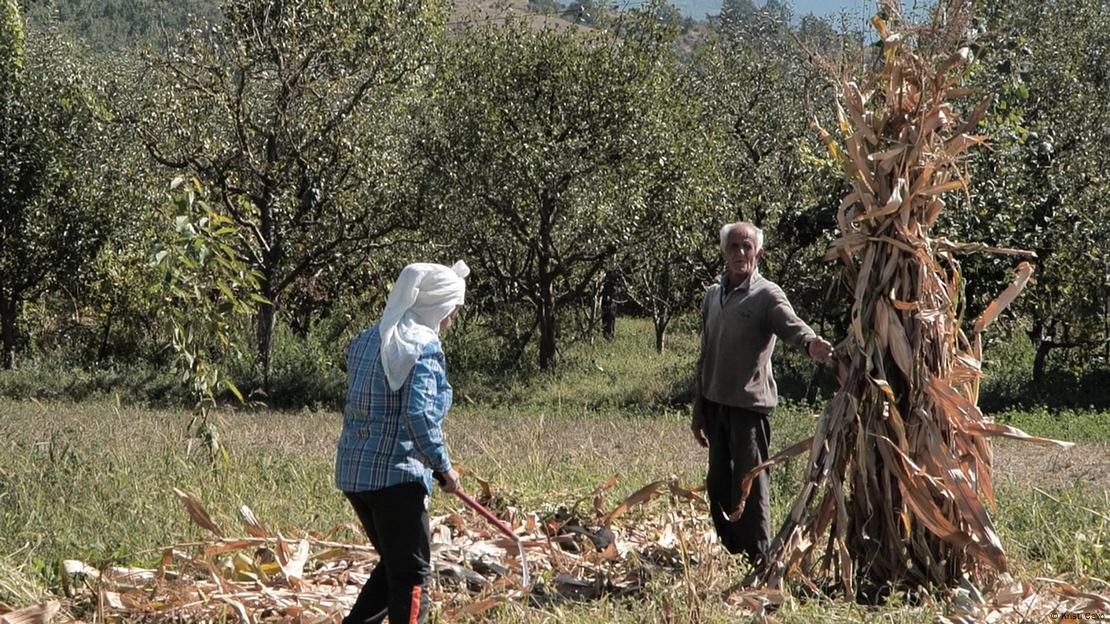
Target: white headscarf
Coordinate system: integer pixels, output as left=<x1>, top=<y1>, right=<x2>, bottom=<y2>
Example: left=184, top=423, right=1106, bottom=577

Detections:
left=380, top=260, right=470, bottom=391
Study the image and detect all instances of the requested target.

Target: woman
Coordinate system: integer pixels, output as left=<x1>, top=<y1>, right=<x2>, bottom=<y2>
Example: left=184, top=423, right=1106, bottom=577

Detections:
left=335, top=260, right=469, bottom=624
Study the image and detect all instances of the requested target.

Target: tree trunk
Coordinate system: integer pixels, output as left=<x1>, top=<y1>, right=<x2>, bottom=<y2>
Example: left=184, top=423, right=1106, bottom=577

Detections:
left=537, top=192, right=558, bottom=370
left=0, top=289, right=15, bottom=370
left=538, top=277, right=557, bottom=371
left=256, top=187, right=278, bottom=392
left=1026, top=317, right=1055, bottom=384
left=1032, top=338, right=1051, bottom=384
left=601, top=274, right=615, bottom=340
left=256, top=279, right=276, bottom=391
left=653, top=312, right=668, bottom=354
left=652, top=263, right=672, bottom=353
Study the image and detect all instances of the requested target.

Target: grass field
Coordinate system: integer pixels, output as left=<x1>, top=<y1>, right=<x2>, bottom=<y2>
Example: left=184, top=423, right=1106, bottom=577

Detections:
left=1, top=319, right=1108, bottom=622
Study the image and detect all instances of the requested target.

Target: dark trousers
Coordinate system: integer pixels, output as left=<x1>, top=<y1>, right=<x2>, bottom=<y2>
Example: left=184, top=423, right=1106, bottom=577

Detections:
left=704, top=400, right=772, bottom=564
left=342, top=482, right=431, bottom=624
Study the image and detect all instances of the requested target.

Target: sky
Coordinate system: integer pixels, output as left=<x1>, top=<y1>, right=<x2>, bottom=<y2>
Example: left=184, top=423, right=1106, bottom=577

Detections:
left=791, top=0, right=937, bottom=22
left=782, top=0, right=875, bottom=19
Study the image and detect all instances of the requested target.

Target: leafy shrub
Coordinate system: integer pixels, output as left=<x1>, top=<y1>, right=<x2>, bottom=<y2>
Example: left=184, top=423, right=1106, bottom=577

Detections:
left=227, top=320, right=347, bottom=411
left=0, top=357, right=182, bottom=406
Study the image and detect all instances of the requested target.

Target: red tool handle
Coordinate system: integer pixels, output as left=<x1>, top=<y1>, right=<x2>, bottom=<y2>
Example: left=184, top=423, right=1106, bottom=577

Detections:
left=433, top=471, right=517, bottom=540
left=454, top=490, right=517, bottom=540
left=433, top=472, right=531, bottom=588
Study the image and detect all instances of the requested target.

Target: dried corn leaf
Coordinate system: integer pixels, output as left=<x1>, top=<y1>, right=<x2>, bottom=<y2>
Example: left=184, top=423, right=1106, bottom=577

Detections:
left=884, top=303, right=915, bottom=381
left=875, top=438, right=999, bottom=567
left=0, top=602, right=59, bottom=624
left=592, top=476, right=619, bottom=518
left=238, top=505, right=271, bottom=538
left=462, top=596, right=507, bottom=615
left=843, top=82, right=878, bottom=145
left=727, top=437, right=814, bottom=521
left=457, top=465, right=494, bottom=499
left=973, top=261, right=1035, bottom=335
left=173, top=487, right=224, bottom=539
left=845, top=132, right=875, bottom=185
left=943, top=133, right=988, bottom=159
left=856, top=177, right=907, bottom=221
left=919, top=424, right=1007, bottom=562
left=814, top=119, right=847, bottom=167
left=920, top=104, right=950, bottom=136
left=917, top=179, right=965, bottom=197
left=667, top=481, right=707, bottom=507
left=964, top=421, right=1075, bottom=448
left=955, top=96, right=993, bottom=136
left=867, top=143, right=909, bottom=174
left=602, top=481, right=665, bottom=525
left=276, top=536, right=309, bottom=581
left=202, top=540, right=258, bottom=557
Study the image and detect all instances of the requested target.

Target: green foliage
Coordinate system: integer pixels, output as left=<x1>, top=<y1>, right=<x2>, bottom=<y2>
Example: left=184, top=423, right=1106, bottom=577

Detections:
left=0, top=359, right=181, bottom=404
left=1, top=0, right=23, bottom=75
left=151, top=180, right=265, bottom=464
left=948, top=0, right=1110, bottom=383
left=138, top=0, right=450, bottom=388
left=419, top=12, right=704, bottom=370
left=687, top=8, right=849, bottom=336
left=0, top=401, right=354, bottom=591
left=0, top=552, right=48, bottom=610
left=225, top=317, right=348, bottom=411
left=0, top=15, right=118, bottom=369
left=21, top=0, right=222, bottom=52
left=995, top=485, right=1110, bottom=581
left=153, top=180, right=262, bottom=408
left=518, top=315, right=702, bottom=412
left=4, top=0, right=1110, bottom=409
left=976, top=324, right=1110, bottom=413
left=610, top=1, right=727, bottom=354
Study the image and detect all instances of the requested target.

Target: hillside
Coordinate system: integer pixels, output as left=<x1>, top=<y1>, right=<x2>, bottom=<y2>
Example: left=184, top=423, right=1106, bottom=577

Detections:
left=451, top=0, right=595, bottom=32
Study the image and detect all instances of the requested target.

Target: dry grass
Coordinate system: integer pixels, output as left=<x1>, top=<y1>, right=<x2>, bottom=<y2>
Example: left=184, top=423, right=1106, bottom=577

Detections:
left=0, top=396, right=1108, bottom=623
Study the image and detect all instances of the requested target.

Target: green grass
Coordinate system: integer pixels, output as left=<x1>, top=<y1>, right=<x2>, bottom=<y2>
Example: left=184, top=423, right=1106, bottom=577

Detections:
left=1, top=318, right=1108, bottom=622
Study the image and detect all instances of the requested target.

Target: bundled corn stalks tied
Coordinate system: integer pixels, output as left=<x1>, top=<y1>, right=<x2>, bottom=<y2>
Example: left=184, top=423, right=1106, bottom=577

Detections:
left=750, top=0, right=1076, bottom=603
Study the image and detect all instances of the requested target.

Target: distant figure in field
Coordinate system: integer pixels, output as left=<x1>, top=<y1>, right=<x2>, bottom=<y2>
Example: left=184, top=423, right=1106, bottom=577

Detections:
left=335, top=260, right=469, bottom=624
left=691, top=222, right=832, bottom=565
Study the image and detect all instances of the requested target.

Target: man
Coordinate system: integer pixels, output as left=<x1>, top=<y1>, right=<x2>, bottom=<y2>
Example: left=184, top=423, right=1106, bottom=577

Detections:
left=691, top=222, right=833, bottom=565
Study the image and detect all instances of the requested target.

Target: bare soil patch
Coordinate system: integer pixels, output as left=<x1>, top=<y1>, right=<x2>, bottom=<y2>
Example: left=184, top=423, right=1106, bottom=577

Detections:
left=993, top=439, right=1110, bottom=494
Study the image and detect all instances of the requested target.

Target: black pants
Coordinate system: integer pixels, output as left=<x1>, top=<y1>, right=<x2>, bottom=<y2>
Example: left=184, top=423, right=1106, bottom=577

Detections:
left=704, top=400, right=772, bottom=564
left=343, top=482, right=431, bottom=624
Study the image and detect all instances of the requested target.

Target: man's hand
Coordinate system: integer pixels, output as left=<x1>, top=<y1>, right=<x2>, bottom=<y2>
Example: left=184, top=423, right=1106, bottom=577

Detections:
left=691, top=399, right=708, bottom=448
left=434, top=468, right=461, bottom=494
left=807, top=336, right=834, bottom=362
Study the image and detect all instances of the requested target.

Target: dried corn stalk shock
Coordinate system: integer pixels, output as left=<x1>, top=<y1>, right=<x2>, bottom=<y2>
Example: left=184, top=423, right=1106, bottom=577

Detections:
left=749, top=0, right=1075, bottom=605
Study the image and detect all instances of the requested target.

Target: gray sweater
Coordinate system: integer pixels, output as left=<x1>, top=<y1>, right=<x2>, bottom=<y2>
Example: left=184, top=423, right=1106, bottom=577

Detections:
left=697, top=271, right=816, bottom=413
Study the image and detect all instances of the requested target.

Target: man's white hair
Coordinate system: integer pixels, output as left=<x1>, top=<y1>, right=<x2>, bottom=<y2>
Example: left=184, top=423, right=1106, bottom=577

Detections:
left=719, top=222, right=764, bottom=252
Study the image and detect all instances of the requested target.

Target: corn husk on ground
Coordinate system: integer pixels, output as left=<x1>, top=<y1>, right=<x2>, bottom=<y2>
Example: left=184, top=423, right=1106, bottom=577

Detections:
left=45, top=481, right=794, bottom=624
left=17, top=480, right=1108, bottom=624
left=750, top=0, right=1073, bottom=601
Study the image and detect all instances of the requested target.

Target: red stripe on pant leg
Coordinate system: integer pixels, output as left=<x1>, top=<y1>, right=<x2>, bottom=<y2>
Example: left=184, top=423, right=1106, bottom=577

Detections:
left=408, top=585, right=422, bottom=624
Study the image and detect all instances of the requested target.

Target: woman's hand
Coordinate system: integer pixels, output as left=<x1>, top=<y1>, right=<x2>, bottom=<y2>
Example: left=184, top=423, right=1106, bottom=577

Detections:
left=435, top=468, right=461, bottom=494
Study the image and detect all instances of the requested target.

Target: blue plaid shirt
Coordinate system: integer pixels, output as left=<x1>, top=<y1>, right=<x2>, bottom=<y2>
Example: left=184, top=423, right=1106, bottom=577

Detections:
left=335, top=324, right=453, bottom=494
